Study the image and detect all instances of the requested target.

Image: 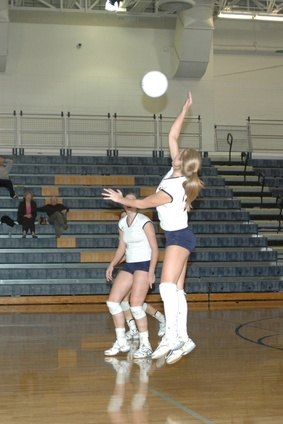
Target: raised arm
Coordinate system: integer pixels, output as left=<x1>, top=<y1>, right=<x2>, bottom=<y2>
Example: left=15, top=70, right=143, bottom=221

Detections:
left=168, top=91, right=193, bottom=160
left=102, top=189, right=171, bottom=209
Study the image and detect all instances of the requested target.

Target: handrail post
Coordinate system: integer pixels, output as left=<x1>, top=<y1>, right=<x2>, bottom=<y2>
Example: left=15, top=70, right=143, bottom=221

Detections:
left=108, top=113, right=115, bottom=157
left=18, top=110, right=23, bottom=154
left=227, top=132, right=233, bottom=163
left=257, top=171, right=265, bottom=207
left=247, top=116, right=252, bottom=153
left=241, top=151, right=251, bottom=182
left=198, top=115, right=202, bottom=152
left=153, top=114, right=158, bottom=157
left=158, top=114, right=164, bottom=157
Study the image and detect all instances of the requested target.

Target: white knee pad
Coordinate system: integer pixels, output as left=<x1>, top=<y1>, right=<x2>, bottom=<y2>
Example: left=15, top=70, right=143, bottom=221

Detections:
left=142, top=302, right=147, bottom=312
left=130, top=305, right=146, bottom=320
left=120, top=300, right=130, bottom=311
left=106, top=301, right=123, bottom=315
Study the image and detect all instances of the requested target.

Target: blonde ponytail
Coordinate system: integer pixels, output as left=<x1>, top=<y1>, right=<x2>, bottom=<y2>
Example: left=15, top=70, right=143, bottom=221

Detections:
left=180, top=149, right=204, bottom=210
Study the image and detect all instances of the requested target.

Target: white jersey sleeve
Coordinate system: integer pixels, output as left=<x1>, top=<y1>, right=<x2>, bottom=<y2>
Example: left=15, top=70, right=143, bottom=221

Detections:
left=156, top=167, right=188, bottom=231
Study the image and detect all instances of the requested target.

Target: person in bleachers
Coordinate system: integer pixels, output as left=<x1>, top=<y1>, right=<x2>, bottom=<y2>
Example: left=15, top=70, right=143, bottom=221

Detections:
left=17, top=191, right=38, bottom=238
left=37, top=196, right=69, bottom=238
left=0, top=156, right=18, bottom=199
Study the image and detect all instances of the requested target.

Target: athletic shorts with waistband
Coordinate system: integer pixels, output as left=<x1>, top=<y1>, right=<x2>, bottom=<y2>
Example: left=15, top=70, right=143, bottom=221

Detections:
left=122, top=260, right=150, bottom=275
left=164, top=227, right=196, bottom=253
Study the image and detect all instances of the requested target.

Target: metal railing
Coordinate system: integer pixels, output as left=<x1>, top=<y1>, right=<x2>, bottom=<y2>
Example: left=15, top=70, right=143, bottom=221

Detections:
left=247, top=117, right=283, bottom=152
left=2, top=111, right=283, bottom=157
left=0, top=112, right=17, bottom=150
left=66, top=113, right=112, bottom=154
left=214, top=118, right=283, bottom=158
left=214, top=118, right=283, bottom=232
left=214, top=124, right=251, bottom=159
left=0, top=111, right=202, bottom=156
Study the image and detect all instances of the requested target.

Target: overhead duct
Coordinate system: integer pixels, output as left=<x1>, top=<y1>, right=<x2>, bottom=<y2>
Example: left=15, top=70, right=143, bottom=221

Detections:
left=158, top=0, right=195, bottom=13
left=171, top=0, right=214, bottom=79
left=0, top=0, right=9, bottom=72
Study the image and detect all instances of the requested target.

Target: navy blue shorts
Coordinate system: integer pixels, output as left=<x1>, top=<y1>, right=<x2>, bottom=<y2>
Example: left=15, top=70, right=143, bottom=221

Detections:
left=164, top=227, right=196, bottom=253
left=122, top=261, right=150, bottom=275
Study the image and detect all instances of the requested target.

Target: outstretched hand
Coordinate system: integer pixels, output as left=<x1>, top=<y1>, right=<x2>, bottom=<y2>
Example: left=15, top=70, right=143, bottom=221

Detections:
left=183, top=91, right=192, bottom=112
left=102, top=188, right=124, bottom=204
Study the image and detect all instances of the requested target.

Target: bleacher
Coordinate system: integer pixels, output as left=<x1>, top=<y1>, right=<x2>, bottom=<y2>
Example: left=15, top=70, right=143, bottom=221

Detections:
left=251, top=158, right=283, bottom=204
left=212, top=156, right=283, bottom=268
left=0, top=154, right=282, bottom=301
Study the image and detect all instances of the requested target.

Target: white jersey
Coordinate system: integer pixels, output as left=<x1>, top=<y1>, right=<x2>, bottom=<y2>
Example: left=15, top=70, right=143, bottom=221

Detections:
left=118, top=213, right=152, bottom=263
left=156, top=167, right=188, bottom=231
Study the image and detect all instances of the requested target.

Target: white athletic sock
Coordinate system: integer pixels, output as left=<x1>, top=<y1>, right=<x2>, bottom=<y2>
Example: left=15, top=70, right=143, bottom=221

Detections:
left=115, top=327, right=127, bottom=345
left=177, top=289, right=189, bottom=342
left=154, top=310, right=165, bottom=323
left=159, top=282, right=179, bottom=348
left=139, top=330, right=150, bottom=346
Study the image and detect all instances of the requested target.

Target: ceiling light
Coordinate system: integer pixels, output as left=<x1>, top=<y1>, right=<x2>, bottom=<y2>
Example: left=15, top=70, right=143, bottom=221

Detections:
left=218, top=11, right=283, bottom=22
left=218, top=11, right=254, bottom=20
left=254, top=14, right=283, bottom=22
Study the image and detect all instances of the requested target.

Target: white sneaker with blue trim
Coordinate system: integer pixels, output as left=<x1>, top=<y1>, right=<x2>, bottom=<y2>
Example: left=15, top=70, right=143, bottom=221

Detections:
left=133, top=344, right=153, bottom=359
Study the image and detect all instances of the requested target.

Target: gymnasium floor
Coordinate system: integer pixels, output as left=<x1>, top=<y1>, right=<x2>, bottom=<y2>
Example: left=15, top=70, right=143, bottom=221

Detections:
left=0, top=303, right=282, bottom=424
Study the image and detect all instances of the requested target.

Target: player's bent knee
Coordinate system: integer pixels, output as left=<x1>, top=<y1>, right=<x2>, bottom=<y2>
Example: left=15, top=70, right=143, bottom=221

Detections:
left=130, top=305, right=146, bottom=320
left=106, top=301, right=123, bottom=315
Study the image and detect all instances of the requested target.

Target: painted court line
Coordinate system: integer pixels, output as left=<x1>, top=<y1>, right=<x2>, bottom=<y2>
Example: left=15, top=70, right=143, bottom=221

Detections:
left=150, top=386, right=215, bottom=424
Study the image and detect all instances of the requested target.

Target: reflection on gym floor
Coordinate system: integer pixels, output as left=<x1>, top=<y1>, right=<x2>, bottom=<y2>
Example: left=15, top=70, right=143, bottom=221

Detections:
left=0, top=305, right=282, bottom=423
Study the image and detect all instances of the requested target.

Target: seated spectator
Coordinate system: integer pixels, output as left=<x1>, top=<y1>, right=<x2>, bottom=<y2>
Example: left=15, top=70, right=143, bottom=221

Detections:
left=17, top=191, right=38, bottom=238
left=37, top=196, right=69, bottom=238
left=0, top=156, right=18, bottom=199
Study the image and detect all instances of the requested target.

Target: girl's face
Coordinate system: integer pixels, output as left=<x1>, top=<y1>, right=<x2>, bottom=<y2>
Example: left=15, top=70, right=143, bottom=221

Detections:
left=50, top=196, right=57, bottom=205
left=124, top=194, right=137, bottom=213
left=25, top=193, right=32, bottom=202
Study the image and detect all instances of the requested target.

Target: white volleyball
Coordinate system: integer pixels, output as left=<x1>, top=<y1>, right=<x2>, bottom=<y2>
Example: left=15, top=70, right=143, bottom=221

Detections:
left=141, top=71, right=168, bottom=98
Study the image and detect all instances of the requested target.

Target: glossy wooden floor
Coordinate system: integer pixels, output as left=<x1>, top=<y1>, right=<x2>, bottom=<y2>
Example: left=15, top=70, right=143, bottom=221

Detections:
left=0, top=302, right=282, bottom=424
